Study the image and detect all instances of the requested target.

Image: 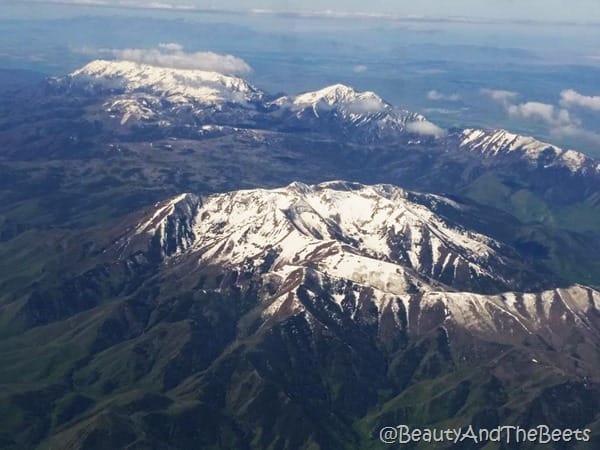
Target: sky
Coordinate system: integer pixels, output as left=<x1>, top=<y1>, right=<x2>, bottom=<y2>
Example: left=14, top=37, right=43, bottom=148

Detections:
left=15, top=0, right=600, bottom=23
left=3, top=0, right=600, bottom=156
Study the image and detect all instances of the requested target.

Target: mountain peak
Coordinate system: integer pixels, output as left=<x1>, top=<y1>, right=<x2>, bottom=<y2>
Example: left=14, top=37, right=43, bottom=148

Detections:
left=290, top=83, right=388, bottom=113
left=270, top=84, right=425, bottom=141
left=63, top=61, right=430, bottom=140
left=460, top=128, right=599, bottom=174
left=72, top=59, right=249, bottom=84
left=121, top=181, right=543, bottom=293
left=68, top=59, right=263, bottom=105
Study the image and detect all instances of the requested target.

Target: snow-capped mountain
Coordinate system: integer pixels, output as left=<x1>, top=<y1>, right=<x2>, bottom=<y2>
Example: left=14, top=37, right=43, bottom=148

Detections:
left=272, top=84, right=426, bottom=141
left=122, top=181, right=545, bottom=293
left=59, top=61, right=429, bottom=139
left=126, top=192, right=202, bottom=259
left=61, top=61, right=599, bottom=179
left=69, top=60, right=263, bottom=106
left=259, top=267, right=599, bottom=350
left=4, top=61, right=600, bottom=450
left=114, top=180, right=600, bottom=360
left=59, top=60, right=599, bottom=175
left=459, top=128, right=600, bottom=175
left=64, top=60, right=265, bottom=127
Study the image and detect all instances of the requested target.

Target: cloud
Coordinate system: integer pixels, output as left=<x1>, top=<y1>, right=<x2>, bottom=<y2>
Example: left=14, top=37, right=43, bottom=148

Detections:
left=505, top=100, right=600, bottom=143
left=81, top=44, right=252, bottom=76
left=158, top=42, right=184, bottom=52
left=405, top=120, right=447, bottom=138
left=423, top=107, right=461, bottom=115
left=353, top=65, right=368, bottom=73
left=550, top=124, right=600, bottom=141
left=507, top=100, right=579, bottom=129
left=345, top=97, right=387, bottom=114
left=112, top=47, right=252, bottom=75
left=507, top=101, right=561, bottom=124
left=481, top=88, right=519, bottom=104
left=560, top=89, right=600, bottom=111
left=427, top=90, right=460, bottom=102
left=480, top=87, right=598, bottom=143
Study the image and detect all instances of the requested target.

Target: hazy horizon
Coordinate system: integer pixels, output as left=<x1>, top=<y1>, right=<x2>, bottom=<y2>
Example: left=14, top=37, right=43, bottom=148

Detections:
left=1, top=0, right=600, bottom=156
left=8, top=0, right=600, bottom=24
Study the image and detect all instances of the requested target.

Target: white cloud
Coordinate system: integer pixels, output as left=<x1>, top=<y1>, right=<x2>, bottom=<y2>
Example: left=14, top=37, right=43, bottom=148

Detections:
left=158, top=42, right=184, bottom=52
left=507, top=101, right=560, bottom=124
left=507, top=101, right=579, bottom=131
left=550, top=124, right=600, bottom=140
left=427, top=90, right=443, bottom=101
left=80, top=44, right=252, bottom=76
left=481, top=88, right=588, bottom=139
left=505, top=99, right=600, bottom=143
left=481, top=88, right=519, bottom=104
left=345, top=97, right=387, bottom=114
left=427, top=90, right=460, bottom=102
left=423, top=107, right=460, bottom=115
left=405, top=120, right=447, bottom=138
left=352, top=65, right=368, bottom=73
left=112, top=47, right=252, bottom=75
left=560, top=89, right=600, bottom=111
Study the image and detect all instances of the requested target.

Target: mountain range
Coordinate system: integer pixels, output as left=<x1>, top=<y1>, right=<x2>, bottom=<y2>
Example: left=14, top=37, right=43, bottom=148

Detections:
left=0, top=60, right=599, bottom=449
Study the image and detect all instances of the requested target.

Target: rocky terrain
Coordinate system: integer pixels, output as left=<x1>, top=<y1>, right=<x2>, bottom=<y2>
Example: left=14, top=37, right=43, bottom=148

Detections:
left=0, top=61, right=598, bottom=449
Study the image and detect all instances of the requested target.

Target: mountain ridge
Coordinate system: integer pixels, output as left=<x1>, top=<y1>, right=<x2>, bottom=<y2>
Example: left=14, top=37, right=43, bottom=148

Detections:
left=120, top=181, right=548, bottom=294
left=60, top=59, right=599, bottom=174
left=69, top=60, right=263, bottom=106
left=2, top=180, right=597, bottom=450
left=1, top=61, right=600, bottom=448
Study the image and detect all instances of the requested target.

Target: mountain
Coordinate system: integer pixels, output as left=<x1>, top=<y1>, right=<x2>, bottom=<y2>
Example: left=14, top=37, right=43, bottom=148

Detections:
left=1, top=61, right=600, bottom=449
left=121, top=181, right=545, bottom=293
left=57, top=60, right=266, bottom=130
left=459, top=128, right=600, bottom=175
left=117, top=181, right=599, bottom=347
left=1, top=181, right=599, bottom=449
left=54, top=61, right=599, bottom=173
left=1, top=60, right=599, bottom=281
left=69, top=60, right=263, bottom=107
left=52, top=61, right=428, bottom=141
left=271, top=84, right=426, bottom=141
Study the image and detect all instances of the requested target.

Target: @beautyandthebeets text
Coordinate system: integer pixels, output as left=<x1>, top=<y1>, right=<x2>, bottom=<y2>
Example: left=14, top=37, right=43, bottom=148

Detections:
left=379, top=425, right=591, bottom=445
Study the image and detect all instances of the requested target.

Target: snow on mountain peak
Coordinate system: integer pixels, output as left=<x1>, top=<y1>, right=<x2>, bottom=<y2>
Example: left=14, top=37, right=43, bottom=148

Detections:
left=290, top=83, right=387, bottom=113
left=271, top=84, right=426, bottom=140
left=65, top=61, right=433, bottom=139
left=69, top=59, right=263, bottom=106
left=114, top=182, right=600, bottom=339
left=460, top=128, right=598, bottom=173
left=126, top=181, right=531, bottom=292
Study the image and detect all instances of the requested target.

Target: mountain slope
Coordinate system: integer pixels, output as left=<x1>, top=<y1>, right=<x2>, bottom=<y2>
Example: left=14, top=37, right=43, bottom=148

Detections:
left=0, top=62, right=600, bottom=449
left=459, top=128, right=600, bottom=175
left=271, top=84, right=426, bottom=141
left=1, top=181, right=598, bottom=450
left=121, top=181, right=548, bottom=294
left=1, top=61, right=599, bottom=289
left=69, top=60, right=263, bottom=106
